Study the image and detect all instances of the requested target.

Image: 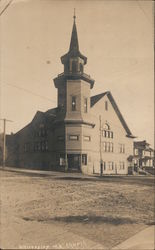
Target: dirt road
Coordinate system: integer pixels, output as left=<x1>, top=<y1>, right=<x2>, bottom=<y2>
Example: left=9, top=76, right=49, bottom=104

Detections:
left=0, top=170, right=154, bottom=249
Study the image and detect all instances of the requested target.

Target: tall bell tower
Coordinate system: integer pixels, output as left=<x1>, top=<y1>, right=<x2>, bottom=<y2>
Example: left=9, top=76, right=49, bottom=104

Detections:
left=53, top=13, right=95, bottom=172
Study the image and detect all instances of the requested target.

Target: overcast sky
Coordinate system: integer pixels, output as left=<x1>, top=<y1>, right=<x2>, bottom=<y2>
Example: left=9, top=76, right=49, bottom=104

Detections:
left=0, top=0, right=154, bottom=146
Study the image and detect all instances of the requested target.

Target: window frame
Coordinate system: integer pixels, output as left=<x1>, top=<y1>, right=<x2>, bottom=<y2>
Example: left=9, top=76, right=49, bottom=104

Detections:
left=82, top=154, right=87, bottom=165
left=71, top=96, right=77, bottom=111
left=69, top=135, right=79, bottom=141
left=83, top=135, right=91, bottom=141
left=84, top=97, right=88, bottom=113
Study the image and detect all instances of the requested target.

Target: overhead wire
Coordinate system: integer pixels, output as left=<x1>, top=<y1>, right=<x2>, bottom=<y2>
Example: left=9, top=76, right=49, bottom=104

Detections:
left=0, top=0, right=13, bottom=16
left=2, top=81, right=129, bottom=130
left=2, top=82, right=57, bottom=103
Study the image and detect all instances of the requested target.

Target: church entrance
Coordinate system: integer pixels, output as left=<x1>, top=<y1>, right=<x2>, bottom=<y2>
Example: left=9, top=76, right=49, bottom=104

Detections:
left=67, top=154, right=81, bottom=172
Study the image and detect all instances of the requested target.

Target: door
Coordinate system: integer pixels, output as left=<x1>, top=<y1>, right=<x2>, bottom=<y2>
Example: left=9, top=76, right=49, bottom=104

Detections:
left=67, top=154, right=81, bottom=171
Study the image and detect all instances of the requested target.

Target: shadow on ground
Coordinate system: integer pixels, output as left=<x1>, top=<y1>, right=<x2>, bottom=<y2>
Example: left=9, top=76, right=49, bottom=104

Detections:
left=55, top=176, right=154, bottom=186
left=23, top=215, right=137, bottom=225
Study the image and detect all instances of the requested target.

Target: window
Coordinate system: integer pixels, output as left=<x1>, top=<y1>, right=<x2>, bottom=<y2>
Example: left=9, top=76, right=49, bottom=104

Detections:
left=84, top=98, right=88, bottom=113
left=24, top=143, right=30, bottom=152
left=104, top=123, right=110, bottom=130
left=45, top=141, right=48, bottom=151
left=107, top=142, right=110, bottom=152
left=60, top=154, right=65, bottom=166
left=119, top=144, right=125, bottom=153
left=103, top=161, right=106, bottom=170
left=37, top=143, right=40, bottom=151
left=110, top=131, right=113, bottom=138
left=103, top=142, right=106, bottom=152
left=41, top=141, right=45, bottom=151
left=34, top=141, right=48, bottom=152
left=72, top=60, right=77, bottom=73
left=69, top=135, right=79, bottom=141
left=103, top=142, right=114, bottom=152
left=110, top=142, right=113, bottom=152
left=134, top=148, right=138, bottom=155
left=37, top=124, right=47, bottom=137
left=82, top=154, right=87, bottom=165
left=57, top=136, right=64, bottom=141
left=84, top=136, right=91, bottom=141
left=41, top=141, right=48, bottom=151
left=71, top=96, right=76, bottom=111
left=105, top=101, right=108, bottom=111
left=119, top=162, right=125, bottom=170
left=102, top=123, right=113, bottom=139
left=108, top=162, right=114, bottom=170
left=80, top=63, right=83, bottom=73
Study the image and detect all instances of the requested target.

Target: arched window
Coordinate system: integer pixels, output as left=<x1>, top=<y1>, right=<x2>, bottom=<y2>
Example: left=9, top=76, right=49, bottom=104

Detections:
left=103, top=123, right=110, bottom=130
left=102, top=123, right=113, bottom=138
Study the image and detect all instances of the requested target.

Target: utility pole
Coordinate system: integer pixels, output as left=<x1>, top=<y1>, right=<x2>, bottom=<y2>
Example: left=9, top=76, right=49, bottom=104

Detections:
left=99, top=115, right=103, bottom=176
left=0, top=118, right=13, bottom=167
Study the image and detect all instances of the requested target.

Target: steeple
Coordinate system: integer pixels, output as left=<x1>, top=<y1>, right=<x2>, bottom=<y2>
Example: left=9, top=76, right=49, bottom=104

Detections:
left=61, top=12, right=87, bottom=66
left=54, top=13, right=94, bottom=91
left=69, top=12, right=79, bottom=53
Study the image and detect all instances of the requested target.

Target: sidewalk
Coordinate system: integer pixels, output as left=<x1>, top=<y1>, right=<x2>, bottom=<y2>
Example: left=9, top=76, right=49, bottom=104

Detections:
left=1, top=166, right=154, bottom=178
left=113, top=225, right=155, bottom=250
left=0, top=166, right=91, bottom=178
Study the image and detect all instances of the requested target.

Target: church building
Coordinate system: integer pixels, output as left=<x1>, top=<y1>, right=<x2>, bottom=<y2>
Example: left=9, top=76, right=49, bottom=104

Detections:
left=7, top=15, right=135, bottom=175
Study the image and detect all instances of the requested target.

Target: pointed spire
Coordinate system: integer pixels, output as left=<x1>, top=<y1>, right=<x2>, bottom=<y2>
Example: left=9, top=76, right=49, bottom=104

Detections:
left=69, top=9, right=79, bottom=52
left=61, top=11, right=87, bottom=65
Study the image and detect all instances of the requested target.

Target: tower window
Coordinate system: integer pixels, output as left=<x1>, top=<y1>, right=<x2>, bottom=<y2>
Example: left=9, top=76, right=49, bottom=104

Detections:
left=84, top=98, right=88, bottom=113
left=105, top=101, right=108, bottom=111
left=72, top=60, right=77, bottom=73
left=80, top=63, right=83, bottom=73
left=71, top=96, right=76, bottom=111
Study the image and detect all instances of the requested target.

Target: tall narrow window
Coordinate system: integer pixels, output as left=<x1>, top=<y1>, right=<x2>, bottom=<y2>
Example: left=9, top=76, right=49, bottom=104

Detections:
left=80, top=63, right=83, bottom=73
left=82, top=154, right=87, bottom=165
left=72, top=96, right=76, bottom=111
left=84, top=98, right=88, bottom=113
left=103, top=162, right=106, bottom=170
left=105, top=101, right=108, bottom=111
left=103, top=142, right=106, bottom=152
left=119, top=144, right=125, bottom=153
left=72, top=61, right=77, bottom=73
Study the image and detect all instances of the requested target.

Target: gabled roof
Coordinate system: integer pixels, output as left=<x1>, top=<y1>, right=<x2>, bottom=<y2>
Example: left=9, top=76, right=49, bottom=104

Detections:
left=14, top=108, right=57, bottom=136
left=91, top=91, right=135, bottom=137
left=90, top=92, right=108, bottom=107
left=134, top=140, right=150, bottom=146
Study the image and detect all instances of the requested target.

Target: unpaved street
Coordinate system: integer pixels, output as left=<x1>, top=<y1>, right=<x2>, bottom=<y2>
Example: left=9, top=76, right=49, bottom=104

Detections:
left=0, top=170, right=154, bottom=249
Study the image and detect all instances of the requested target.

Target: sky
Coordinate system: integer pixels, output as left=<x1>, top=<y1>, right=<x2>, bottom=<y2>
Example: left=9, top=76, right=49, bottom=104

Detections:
left=0, top=0, right=154, bottom=147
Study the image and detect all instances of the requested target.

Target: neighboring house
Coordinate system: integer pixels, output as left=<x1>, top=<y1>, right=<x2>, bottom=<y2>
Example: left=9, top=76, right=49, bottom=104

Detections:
left=133, top=140, right=154, bottom=170
left=6, top=16, right=135, bottom=175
